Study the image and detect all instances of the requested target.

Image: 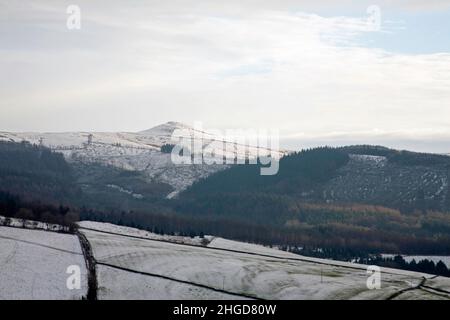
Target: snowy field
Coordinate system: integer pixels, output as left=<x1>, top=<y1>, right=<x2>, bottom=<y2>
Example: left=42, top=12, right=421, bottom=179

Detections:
left=80, top=222, right=450, bottom=300
left=97, top=265, right=246, bottom=300
left=0, top=226, right=88, bottom=299
left=1, top=219, right=449, bottom=300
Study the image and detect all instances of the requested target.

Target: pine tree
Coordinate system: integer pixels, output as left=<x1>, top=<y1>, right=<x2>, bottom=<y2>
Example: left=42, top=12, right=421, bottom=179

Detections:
left=416, top=188, right=426, bottom=214
left=435, top=261, right=449, bottom=276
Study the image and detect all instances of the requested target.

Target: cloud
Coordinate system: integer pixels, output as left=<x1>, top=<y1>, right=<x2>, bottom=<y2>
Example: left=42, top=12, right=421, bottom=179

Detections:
left=0, top=0, right=449, bottom=153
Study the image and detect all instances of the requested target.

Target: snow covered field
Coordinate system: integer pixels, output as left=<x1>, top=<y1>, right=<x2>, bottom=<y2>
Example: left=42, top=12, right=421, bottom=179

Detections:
left=0, top=226, right=88, bottom=299
left=96, top=265, right=246, bottom=300
left=1, top=219, right=449, bottom=300
left=80, top=222, right=450, bottom=300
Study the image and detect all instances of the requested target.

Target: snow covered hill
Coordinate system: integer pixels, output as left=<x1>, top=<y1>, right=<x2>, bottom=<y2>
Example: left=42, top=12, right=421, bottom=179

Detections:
left=2, top=218, right=450, bottom=300
left=0, top=122, right=284, bottom=198
left=78, top=221, right=450, bottom=300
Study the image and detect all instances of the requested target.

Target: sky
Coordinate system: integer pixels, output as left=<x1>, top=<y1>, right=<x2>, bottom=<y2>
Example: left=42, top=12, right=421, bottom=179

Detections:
left=1, top=0, right=450, bottom=153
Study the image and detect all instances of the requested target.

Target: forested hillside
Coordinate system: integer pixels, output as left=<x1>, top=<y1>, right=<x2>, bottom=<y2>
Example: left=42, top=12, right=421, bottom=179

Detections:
left=171, top=146, right=450, bottom=256
left=0, top=141, right=80, bottom=203
left=182, top=147, right=349, bottom=196
left=0, top=141, right=173, bottom=216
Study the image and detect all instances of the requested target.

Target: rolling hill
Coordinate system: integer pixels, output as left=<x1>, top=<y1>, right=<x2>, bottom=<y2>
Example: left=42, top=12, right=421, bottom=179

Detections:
left=2, top=217, right=450, bottom=300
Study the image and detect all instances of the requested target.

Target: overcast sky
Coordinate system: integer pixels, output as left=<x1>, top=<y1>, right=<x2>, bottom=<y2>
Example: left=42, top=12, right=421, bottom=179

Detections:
left=1, top=1, right=450, bottom=152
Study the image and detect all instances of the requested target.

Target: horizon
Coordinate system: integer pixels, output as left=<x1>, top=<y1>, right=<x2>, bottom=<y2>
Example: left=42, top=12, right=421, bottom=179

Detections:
left=2, top=119, right=450, bottom=155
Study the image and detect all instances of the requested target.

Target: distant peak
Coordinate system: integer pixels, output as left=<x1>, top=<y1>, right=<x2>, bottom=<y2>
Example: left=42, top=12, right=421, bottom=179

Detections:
left=163, top=121, right=190, bottom=128
left=138, top=121, right=193, bottom=135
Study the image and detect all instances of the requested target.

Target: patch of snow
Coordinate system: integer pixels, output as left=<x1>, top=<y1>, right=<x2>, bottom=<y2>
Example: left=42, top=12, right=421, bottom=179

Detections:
left=349, top=154, right=387, bottom=166
left=97, top=265, right=246, bottom=300
left=106, top=184, right=143, bottom=199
